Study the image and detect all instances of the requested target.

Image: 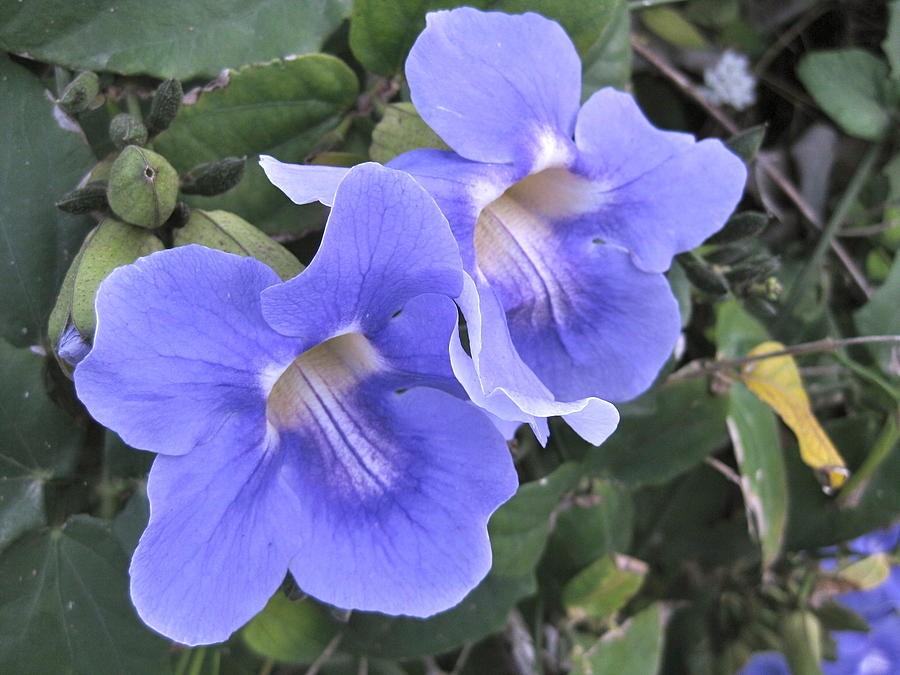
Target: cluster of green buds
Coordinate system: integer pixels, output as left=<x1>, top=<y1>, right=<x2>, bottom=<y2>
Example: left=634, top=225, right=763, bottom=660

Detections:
left=49, top=75, right=301, bottom=374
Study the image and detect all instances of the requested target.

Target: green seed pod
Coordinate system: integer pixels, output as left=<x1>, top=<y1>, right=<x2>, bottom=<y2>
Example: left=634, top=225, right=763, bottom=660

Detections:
left=71, top=218, right=164, bottom=338
left=676, top=252, right=729, bottom=296
left=58, top=71, right=100, bottom=115
left=107, top=145, right=179, bottom=228
left=173, top=209, right=303, bottom=280
left=780, top=610, right=823, bottom=675
left=55, top=182, right=108, bottom=215
left=180, top=157, right=246, bottom=196
left=706, top=211, right=770, bottom=245
left=146, top=78, right=183, bottom=136
left=109, top=113, right=148, bottom=149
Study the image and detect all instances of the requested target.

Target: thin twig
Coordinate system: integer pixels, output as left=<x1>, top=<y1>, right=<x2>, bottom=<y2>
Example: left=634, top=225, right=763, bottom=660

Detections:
left=837, top=221, right=897, bottom=238
left=705, top=457, right=743, bottom=486
left=630, top=35, right=873, bottom=298
left=305, top=631, right=345, bottom=675
left=668, top=335, right=900, bottom=382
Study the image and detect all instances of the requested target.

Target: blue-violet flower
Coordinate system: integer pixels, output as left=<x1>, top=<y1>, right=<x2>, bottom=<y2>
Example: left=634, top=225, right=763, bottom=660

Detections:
left=260, top=8, right=745, bottom=442
left=73, top=163, right=519, bottom=645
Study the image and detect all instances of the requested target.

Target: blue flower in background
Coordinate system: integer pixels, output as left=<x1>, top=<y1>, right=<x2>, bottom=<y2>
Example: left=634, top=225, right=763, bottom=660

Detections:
left=261, top=8, right=744, bottom=442
left=739, top=651, right=792, bottom=675
left=73, top=163, right=518, bottom=645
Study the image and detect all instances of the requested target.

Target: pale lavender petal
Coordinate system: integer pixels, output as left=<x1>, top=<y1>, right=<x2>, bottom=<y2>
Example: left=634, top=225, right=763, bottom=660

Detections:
left=74, top=246, right=300, bottom=456
left=261, top=163, right=462, bottom=342
left=407, top=8, right=580, bottom=171
left=276, top=382, right=517, bottom=616
left=574, top=88, right=746, bottom=273
left=130, top=419, right=303, bottom=645
left=259, top=154, right=349, bottom=206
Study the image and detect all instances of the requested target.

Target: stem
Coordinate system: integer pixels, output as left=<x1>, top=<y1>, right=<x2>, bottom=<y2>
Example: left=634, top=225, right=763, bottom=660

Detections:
left=837, top=414, right=899, bottom=507
left=669, top=335, right=900, bottom=381
left=832, top=351, right=900, bottom=402
left=779, top=144, right=881, bottom=318
left=628, top=0, right=685, bottom=8
left=126, top=92, right=143, bottom=122
left=54, top=66, right=71, bottom=99
left=630, top=35, right=873, bottom=298
left=305, top=631, right=344, bottom=675
left=258, top=658, right=274, bottom=675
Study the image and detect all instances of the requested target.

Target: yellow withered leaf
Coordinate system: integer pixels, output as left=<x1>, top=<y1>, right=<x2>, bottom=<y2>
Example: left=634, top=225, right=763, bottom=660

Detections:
left=740, top=341, right=849, bottom=493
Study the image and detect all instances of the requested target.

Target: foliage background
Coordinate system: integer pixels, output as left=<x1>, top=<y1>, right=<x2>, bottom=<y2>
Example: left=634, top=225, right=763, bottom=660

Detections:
left=0, top=0, right=897, bottom=673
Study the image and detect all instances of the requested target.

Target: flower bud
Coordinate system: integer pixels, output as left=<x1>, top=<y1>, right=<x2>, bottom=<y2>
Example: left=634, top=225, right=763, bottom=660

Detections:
left=705, top=211, right=769, bottom=245
left=70, top=218, right=164, bottom=338
left=55, top=182, right=108, bottom=215
left=180, top=157, right=246, bottom=196
left=109, top=113, right=148, bottom=149
left=725, top=254, right=780, bottom=284
left=146, top=78, right=183, bottom=136
left=676, top=252, right=729, bottom=296
left=107, top=145, right=179, bottom=229
left=173, top=209, right=302, bottom=280
left=58, top=71, right=100, bottom=115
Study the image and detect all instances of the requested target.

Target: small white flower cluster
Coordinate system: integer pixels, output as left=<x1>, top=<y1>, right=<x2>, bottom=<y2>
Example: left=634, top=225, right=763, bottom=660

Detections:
left=700, top=50, right=757, bottom=111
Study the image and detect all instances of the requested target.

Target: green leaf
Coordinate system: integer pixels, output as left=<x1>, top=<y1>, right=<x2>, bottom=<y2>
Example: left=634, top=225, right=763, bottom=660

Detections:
left=349, top=0, right=621, bottom=76
left=153, top=56, right=358, bottom=234
left=796, top=49, right=893, bottom=141
left=573, top=604, right=667, bottom=675
left=0, top=515, right=170, bottom=675
left=854, top=253, right=900, bottom=377
left=886, top=1, right=900, bottom=79
left=542, top=479, right=634, bottom=582
left=369, top=103, right=450, bottom=164
left=562, top=554, right=647, bottom=624
left=715, top=299, right=770, bottom=359
left=640, top=7, right=708, bottom=49
left=242, top=593, right=339, bottom=664
left=111, top=486, right=149, bottom=556
left=780, top=611, right=823, bottom=675
left=0, top=341, right=81, bottom=553
left=583, top=378, right=729, bottom=487
left=0, top=0, right=351, bottom=80
left=727, top=383, right=788, bottom=568
left=0, top=54, right=94, bottom=347
left=581, top=0, right=631, bottom=96
left=488, top=462, right=581, bottom=577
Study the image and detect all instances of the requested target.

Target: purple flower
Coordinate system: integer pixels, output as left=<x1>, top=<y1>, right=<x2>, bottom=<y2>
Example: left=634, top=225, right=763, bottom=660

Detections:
left=738, top=652, right=791, bottom=675
left=261, top=8, right=744, bottom=440
left=73, top=163, right=518, bottom=645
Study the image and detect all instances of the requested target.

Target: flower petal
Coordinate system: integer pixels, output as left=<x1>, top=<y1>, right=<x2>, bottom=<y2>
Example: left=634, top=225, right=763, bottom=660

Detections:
left=74, top=245, right=300, bottom=455
left=389, top=148, right=517, bottom=270
left=407, top=8, right=581, bottom=171
left=574, top=88, right=747, bottom=273
left=130, top=423, right=302, bottom=645
left=259, top=154, right=349, bottom=206
left=454, top=272, right=619, bottom=446
left=279, top=384, right=517, bottom=616
left=261, top=163, right=462, bottom=341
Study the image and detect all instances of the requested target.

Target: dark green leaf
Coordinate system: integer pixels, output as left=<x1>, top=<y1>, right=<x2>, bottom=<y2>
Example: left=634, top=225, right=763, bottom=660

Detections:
left=725, top=125, right=766, bottom=164
left=797, top=49, right=893, bottom=141
left=111, top=485, right=149, bottom=556
left=242, top=594, right=339, bottom=664
left=0, top=1, right=351, bottom=80
left=885, top=1, right=900, bottom=79
left=727, top=383, right=788, bottom=568
left=0, top=515, right=170, bottom=675
left=573, top=604, right=667, bottom=675
left=584, top=378, right=729, bottom=487
left=0, top=55, right=94, bottom=347
left=369, top=103, right=449, bottom=164
left=581, top=0, right=631, bottom=96
left=854, top=253, right=900, bottom=378
left=0, top=341, right=81, bottom=552
left=350, top=0, right=621, bottom=76
left=153, top=56, right=358, bottom=234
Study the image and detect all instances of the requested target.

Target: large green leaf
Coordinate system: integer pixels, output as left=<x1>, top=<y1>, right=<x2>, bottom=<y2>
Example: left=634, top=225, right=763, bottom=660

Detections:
left=339, top=463, right=580, bottom=659
left=153, top=55, right=358, bottom=234
left=0, top=515, right=170, bottom=675
left=0, top=55, right=94, bottom=347
left=796, top=49, right=894, bottom=141
left=0, top=0, right=351, bottom=80
left=854, top=253, right=900, bottom=377
left=583, top=378, right=729, bottom=487
left=581, top=0, right=630, bottom=96
left=727, top=384, right=788, bottom=568
left=0, top=341, right=81, bottom=553
left=885, top=1, right=900, bottom=79
left=349, top=0, right=621, bottom=76
left=242, top=593, right=339, bottom=665
left=572, top=604, right=667, bottom=675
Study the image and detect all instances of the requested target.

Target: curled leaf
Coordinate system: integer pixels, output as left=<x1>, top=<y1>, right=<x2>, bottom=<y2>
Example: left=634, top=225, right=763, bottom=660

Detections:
left=740, top=341, right=849, bottom=493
